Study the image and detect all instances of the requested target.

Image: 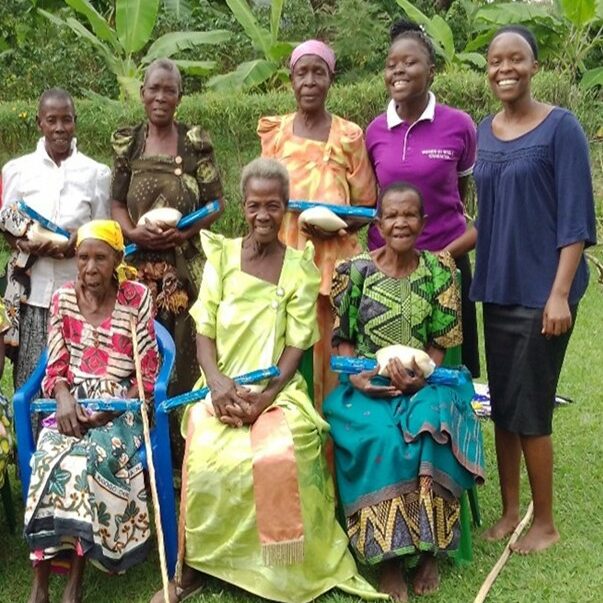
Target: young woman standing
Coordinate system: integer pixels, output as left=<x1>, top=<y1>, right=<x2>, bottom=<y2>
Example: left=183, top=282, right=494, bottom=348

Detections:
left=471, top=26, right=596, bottom=553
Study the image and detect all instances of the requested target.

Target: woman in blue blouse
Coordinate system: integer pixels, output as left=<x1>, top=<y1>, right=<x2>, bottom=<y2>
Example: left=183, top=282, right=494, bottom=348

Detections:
left=470, top=26, right=596, bottom=553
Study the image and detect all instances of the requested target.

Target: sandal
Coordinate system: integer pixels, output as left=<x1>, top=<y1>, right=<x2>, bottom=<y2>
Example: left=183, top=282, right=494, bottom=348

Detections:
left=149, top=578, right=204, bottom=603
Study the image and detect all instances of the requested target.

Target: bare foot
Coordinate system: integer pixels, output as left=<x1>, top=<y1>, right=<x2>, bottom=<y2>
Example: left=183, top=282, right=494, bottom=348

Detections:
left=412, top=554, right=440, bottom=596
left=60, top=589, right=82, bottom=603
left=511, top=522, right=559, bottom=554
left=482, top=514, right=520, bottom=541
left=27, top=586, right=49, bottom=603
left=378, top=558, right=408, bottom=603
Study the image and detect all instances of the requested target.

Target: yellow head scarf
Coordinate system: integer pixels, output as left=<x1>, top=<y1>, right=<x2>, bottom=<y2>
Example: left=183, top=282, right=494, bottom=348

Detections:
left=76, top=219, right=124, bottom=250
left=76, top=220, right=137, bottom=282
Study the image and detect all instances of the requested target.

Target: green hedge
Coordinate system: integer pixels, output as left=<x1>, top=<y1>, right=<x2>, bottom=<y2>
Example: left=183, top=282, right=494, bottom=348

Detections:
left=0, top=71, right=599, bottom=237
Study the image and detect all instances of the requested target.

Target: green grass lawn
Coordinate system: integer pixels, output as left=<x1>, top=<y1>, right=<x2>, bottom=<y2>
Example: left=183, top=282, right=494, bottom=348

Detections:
left=1, top=261, right=603, bottom=602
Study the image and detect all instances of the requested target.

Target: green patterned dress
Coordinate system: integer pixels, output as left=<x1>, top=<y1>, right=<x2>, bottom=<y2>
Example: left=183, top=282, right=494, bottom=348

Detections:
left=111, top=122, right=222, bottom=397
left=181, top=233, right=386, bottom=602
left=323, top=251, right=484, bottom=564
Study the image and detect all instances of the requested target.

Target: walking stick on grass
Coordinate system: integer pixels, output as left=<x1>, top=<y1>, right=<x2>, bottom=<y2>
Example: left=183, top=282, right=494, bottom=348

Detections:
left=131, top=317, right=170, bottom=603
left=473, top=501, right=534, bottom=603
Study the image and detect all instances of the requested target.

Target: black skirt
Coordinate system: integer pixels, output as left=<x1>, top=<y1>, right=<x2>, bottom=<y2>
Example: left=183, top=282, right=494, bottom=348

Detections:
left=483, top=303, right=577, bottom=436
left=456, top=254, right=480, bottom=378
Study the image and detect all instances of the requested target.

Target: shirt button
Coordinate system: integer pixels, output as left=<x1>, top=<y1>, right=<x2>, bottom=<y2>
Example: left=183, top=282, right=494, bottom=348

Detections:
left=174, top=168, right=182, bottom=176
left=276, top=287, right=285, bottom=297
left=175, top=156, right=183, bottom=164
left=271, top=301, right=278, bottom=309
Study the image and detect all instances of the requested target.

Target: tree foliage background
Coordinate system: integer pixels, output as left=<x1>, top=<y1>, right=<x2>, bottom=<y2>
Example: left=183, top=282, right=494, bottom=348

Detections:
left=1, top=0, right=601, bottom=102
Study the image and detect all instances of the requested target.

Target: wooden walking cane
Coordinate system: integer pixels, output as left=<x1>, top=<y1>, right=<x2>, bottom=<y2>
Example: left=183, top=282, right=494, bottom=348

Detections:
left=473, top=501, right=535, bottom=603
left=131, top=317, right=170, bottom=603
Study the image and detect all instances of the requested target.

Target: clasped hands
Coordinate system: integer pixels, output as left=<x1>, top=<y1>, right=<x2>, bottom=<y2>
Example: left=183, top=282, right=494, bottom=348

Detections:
left=208, top=374, right=273, bottom=428
left=55, top=389, right=116, bottom=438
left=349, top=357, right=426, bottom=398
left=130, top=221, right=186, bottom=251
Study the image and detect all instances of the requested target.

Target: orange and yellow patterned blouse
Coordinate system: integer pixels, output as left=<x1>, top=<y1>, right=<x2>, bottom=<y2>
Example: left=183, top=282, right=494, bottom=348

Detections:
left=258, top=113, right=377, bottom=296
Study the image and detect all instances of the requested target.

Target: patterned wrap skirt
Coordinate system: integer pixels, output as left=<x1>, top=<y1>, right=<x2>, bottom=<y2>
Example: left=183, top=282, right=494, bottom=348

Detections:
left=23, top=379, right=150, bottom=573
left=324, top=373, right=485, bottom=564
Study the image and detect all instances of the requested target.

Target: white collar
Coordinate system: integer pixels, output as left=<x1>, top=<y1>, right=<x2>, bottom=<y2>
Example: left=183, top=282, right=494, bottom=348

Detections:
left=386, top=91, right=436, bottom=129
left=36, top=137, right=78, bottom=164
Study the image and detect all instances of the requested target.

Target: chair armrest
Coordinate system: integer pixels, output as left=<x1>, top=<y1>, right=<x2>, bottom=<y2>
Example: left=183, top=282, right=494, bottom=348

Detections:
left=30, top=399, right=142, bottom=413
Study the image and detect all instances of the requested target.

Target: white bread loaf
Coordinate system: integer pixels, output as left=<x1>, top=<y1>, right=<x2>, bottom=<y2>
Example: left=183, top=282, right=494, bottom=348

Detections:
left=137, top=207, right=182, bottom=228
left=27, top=223, right=69, bottom=246
left=375, top=344, right=436, bottom=378
left=298, top=206, right=347, bottom=232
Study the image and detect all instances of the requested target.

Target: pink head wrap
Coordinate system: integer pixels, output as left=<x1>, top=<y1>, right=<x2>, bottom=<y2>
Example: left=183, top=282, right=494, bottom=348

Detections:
left=289, top=40, right=336, bottom=74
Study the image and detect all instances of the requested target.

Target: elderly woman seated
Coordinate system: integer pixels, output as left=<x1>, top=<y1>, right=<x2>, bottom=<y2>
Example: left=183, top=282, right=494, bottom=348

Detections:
left=151, top=158, right=384, bottom=603
left=323, top=182, right=485, bottom=602
left=24, top=220, right=159, bottom=603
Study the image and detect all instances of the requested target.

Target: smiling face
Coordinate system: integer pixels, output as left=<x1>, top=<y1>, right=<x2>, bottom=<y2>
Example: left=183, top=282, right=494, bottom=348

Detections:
left=77, top=239, right=121, bottom=294
left=377, top=188, right=424, bottom=254
left=290, top=54, right=332, bottom=113
left=487, top=32, right=538, bottom=103
left=243, top=177, right=287, bottom=244
left=385, top=37, right=434, bottom=105
left=37, top=97, right=76, bottom=163
left=141, top=67, right=181, bottom=126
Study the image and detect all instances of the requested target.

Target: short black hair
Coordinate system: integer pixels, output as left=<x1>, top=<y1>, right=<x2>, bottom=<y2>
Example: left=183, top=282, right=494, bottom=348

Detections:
left=143, top=58, right=183, bottom=94
left=378, top=181, right=425, bottom=218
left=390, top=19, right=436, bottom=65
left=37, top=88, right=75, bottom=115
left=489, top=25, right=539, bottom=60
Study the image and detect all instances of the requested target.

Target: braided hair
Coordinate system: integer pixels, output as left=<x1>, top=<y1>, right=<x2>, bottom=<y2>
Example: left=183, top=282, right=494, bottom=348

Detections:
left=390, top=19, right=436, bottom=65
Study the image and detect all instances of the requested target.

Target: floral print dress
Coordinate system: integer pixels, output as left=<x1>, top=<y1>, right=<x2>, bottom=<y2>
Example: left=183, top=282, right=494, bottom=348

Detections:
left=23, top=280, right=159, bottom=573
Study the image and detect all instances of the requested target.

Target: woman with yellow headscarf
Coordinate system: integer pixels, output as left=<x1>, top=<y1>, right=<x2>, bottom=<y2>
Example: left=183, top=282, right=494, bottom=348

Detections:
left=23, top=220, right=159, bottom=603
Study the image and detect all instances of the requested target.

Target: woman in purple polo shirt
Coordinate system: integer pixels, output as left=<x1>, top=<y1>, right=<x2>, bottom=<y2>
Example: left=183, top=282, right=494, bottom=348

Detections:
left=366, top=20, right=480, bottom=377
left=471, top=26, right=595, bottom=553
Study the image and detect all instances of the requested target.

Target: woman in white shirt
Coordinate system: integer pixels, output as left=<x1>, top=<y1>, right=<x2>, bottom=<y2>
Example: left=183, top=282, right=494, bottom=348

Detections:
left=0, top=88, right=110, bottom=392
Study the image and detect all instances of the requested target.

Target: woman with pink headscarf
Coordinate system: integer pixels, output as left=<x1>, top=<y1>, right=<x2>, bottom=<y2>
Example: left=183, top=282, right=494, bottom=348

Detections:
left=258, top=40, right=377, bottom=410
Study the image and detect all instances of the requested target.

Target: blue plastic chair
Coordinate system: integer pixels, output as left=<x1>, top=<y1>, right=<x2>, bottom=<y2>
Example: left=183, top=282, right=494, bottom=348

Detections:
left=13, top=320, right=179, bottom=577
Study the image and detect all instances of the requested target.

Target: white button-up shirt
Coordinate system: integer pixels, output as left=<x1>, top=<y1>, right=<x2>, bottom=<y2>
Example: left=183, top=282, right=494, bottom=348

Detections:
left=1, top=138, right=111, bottom=308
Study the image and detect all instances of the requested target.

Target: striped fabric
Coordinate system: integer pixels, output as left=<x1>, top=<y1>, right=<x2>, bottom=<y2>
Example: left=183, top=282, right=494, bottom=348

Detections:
left=42, top=280, right=158, bottom=398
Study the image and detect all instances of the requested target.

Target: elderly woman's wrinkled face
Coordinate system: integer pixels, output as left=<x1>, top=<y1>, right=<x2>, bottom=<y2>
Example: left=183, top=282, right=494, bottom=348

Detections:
left=290, top=55, right=332, bottom=113
left=37, top=97, right=76, bottom=162
left=141, top=67, right=181, bottom=127
left=244, top=177, right=286, bottom=244
left=378, top=189, right=424, bottom=254
left=77, top=239, right=121, bottom=293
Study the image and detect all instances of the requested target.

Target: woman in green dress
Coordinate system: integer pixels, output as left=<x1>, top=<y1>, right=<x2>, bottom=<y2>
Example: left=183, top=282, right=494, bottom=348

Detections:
left=151, top=158, right=385, bottom=603
left=323, top=182, right=485, bottom=602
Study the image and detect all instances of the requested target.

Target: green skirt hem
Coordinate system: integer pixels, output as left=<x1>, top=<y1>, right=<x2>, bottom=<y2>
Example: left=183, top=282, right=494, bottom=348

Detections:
left=185, top=561, right=388, bottom=602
